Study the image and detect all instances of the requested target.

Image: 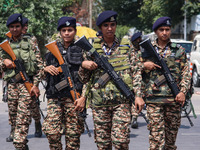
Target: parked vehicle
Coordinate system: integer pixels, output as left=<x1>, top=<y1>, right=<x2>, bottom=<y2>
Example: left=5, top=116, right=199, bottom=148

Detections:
left=190, top=34, right=200, bottom=87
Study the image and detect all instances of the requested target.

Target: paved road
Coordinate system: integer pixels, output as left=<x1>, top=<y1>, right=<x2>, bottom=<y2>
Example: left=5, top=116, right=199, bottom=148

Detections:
left=0, top=80, right=200, bottom=150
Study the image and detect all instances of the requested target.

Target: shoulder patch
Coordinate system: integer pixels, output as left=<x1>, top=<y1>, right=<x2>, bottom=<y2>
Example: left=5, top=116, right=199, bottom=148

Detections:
left=171, top=42, right=181, bottom=49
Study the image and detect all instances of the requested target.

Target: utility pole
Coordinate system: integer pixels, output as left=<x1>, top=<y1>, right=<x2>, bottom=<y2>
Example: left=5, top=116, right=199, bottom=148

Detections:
left=89, top=0, right=93, bottom=29
left=184, top=0, right=187, bottom=40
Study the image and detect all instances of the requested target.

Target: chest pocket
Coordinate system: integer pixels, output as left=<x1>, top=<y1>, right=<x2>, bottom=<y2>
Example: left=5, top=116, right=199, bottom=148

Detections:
left=20, top=39, right=37, bottom=75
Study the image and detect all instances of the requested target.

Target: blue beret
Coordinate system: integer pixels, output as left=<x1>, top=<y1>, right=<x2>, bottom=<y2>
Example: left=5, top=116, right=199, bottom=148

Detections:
left=96, top=10, right=117, bottom=27
left=57, top=17, right=76, bottom=31
left=22, top=17, right=29, bottom=26
left=152, top=17, right=171, bottom=31
left=131, top=32, right=142, bottom=42
left=96, top=30, right=103, bottom=37
left=6, top=13, right=22, bottom=27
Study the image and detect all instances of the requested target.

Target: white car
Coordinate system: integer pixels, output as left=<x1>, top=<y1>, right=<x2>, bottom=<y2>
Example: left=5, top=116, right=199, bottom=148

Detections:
left=190, top=34, right=200, bottom=87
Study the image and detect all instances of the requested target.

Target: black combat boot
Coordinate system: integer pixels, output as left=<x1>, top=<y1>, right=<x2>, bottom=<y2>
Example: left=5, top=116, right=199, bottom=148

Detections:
left=6, top=126, right=14, bottom=142
left=25, top=144, right=29, bottom=150
left=34, top=121, right=42, bottom=137
left=15, top=145, right=29, bottom=150
left=131, top=117, right=138, bottom=129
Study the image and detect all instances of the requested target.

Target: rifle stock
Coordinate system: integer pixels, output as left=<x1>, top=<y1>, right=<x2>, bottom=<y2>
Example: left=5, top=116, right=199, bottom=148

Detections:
left=5, top=31, right=12, bottom=38
left=0, top=40, right=17, bottom=63
left=45, top=41, right=64, bottom=65
left=45, top=41, right=80, bottom=101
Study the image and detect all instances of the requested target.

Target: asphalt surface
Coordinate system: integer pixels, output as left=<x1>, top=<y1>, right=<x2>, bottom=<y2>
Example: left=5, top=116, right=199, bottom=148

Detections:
left=0, top=80, right=200, bottom=150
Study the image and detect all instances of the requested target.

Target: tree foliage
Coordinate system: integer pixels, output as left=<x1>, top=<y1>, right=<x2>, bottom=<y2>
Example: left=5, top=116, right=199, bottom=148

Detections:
left=115, top=25, right=130, bottom=40
left=0, top=0, right=75, bottom=56
left=101, top=0, right=200, bottom=33
left=183, top=0, right=200, bottom=19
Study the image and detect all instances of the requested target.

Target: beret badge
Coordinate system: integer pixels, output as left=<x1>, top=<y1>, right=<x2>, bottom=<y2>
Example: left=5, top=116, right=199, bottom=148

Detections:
left=166, top=20, right=171, bottom=25
left=18, top=17, right=21, bottom=22
left=110, top=16, right=115, bottom=21
left=66, top=21, right=70, bottom=26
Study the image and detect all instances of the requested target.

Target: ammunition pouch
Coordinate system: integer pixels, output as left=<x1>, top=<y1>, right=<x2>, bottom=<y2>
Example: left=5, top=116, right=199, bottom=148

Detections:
left=55, top=80, right=68, bottom=91
left=8, top=73, right=33, bottom=84
left=95, top=73, right=110, bottom=88
left=154, top=75, right=166, bottom=87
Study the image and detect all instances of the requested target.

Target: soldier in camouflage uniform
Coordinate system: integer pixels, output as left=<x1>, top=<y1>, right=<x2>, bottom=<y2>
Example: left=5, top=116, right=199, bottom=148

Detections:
left=42, top=16, right=85, bottom=150
left=130, top=32, right=144, bottom=129
left=142, top=17, right=191, bottom=150
left=79, top=10, right=145, bottom=150
left=0, top=13, right=44, bottom=150
left=4, top=17, right=42, bottom=142
left=21, top=17, right=42, bottom=138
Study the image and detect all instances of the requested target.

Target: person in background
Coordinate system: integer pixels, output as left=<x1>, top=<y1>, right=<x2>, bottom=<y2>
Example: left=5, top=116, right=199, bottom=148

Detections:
left=96, top=30, right=103, bottom=39
left=21, top=16, right=43, bottom=138
left=130, top=32, right=143, bottom=129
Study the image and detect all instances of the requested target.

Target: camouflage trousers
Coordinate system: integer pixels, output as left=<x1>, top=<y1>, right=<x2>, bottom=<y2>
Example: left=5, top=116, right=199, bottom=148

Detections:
left=131, top=104, right=139, bottom=119
left=42, top=98, right=82, bottom=150
left=92, top=103, right=131, bottom=150
left=7, top=83, right=34, bottom=149
left=7, top=82, right=41, bottom=125
left=146, top=103, right=181, bottom=150
left=7, top=83, right=41, bottom=130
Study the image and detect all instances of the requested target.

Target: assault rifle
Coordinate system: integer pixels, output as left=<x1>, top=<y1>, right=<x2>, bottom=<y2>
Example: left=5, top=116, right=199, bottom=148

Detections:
left=0, top=40, right=45, bottom=119
left=139, top=38, right=194, bottom=127
left=45, top=41, right=91, bottom=137
left=74, top=36, right=149, bottom=124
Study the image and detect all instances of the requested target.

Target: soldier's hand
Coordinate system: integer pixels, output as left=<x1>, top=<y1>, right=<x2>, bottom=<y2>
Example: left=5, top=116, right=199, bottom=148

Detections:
left=135, top=97, right=145, bottom=113
left=144, top=61, right=161, bottom=70
left=81, top=61, right=98, bottom=70
left=175, top=92, right=185, bottom=107
left=30, top=85, right=40, bottom=98
left=44, top=65, right=59, bottom=76
left=3, top=59, right=15, bottom=69
left=74, top=96, right=86, bottom=112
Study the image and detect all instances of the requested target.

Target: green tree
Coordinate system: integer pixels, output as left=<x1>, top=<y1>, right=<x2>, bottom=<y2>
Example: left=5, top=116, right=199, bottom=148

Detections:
left=0, top=0, right=74, bottom=56
left=101, top=0, right=200, bottom=33
left=101, top=0, right=143, bottom=27
left=115, top=25, right=130, bottom=40
left=183, top=0, right=200, bottom=19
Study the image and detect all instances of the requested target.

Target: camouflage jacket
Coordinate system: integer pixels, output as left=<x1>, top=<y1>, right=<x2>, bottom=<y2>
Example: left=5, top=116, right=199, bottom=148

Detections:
left=142, top=39, right=191, bottom=103
left=79, top=36, right=143, bottom=107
